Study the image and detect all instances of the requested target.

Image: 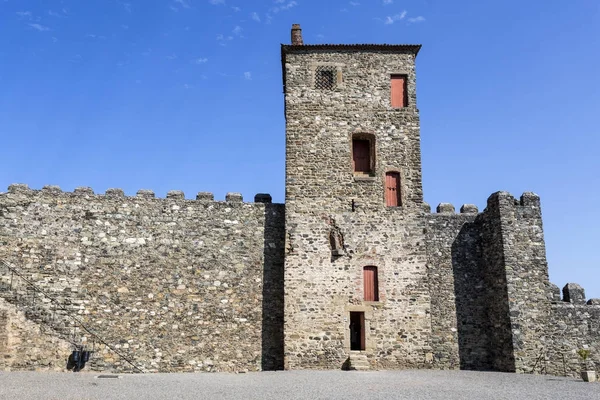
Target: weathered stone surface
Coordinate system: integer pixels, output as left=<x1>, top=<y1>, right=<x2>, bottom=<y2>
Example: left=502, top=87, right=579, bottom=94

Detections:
left=437, top=203, right=455, bottom=214
left=7, top=183, right=29, bottom=193
left=549, top=284, right=561, bottom=302
left=460, top=204, right=478, bottom=214
left=136, top=189, right=155, bottom=199
left=254, top=194, right=272, bottom=204
left=0, top=298, right=71, bottom=371
left=105, top=188, right=125, bottom=197
left=226, top=193, right=243, bottom=203
left=166, top=190, right=185, bottom=199
left=42, top=185, right=62, bottom=194
left=563, top=283, right=586, bottom=305
left=0, top=188, right=285, bottom=373
left=74, top=187, right=94, bottom=195
left=196, top=192, right=214, bottom=201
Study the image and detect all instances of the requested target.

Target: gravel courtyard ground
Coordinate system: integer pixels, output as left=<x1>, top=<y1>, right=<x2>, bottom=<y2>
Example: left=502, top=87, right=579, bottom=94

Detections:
left=0, top=370, right=598, bottom=400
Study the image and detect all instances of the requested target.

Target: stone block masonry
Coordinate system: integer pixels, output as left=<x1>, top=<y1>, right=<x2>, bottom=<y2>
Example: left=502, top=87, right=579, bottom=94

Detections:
left=0, top=298, right=72, bottom=371
left=0, top=185, right=285, bottom=372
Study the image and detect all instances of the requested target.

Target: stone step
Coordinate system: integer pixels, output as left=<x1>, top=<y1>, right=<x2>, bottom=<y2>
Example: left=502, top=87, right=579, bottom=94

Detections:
left=348, top=353, right=370, bottom=370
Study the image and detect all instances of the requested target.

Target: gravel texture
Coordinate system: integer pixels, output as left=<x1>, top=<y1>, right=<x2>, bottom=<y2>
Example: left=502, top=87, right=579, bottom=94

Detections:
left=0, top=370, right=598, bottom=400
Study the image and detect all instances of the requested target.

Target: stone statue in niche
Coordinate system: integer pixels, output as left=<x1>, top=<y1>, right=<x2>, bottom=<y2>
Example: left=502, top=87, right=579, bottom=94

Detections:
left=329, top=218, right=345, bottom=257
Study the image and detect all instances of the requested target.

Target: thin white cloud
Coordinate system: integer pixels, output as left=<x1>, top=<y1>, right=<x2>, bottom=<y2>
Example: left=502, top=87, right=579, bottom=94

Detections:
left=408, top=16, right=425, bottom=23
left=28, top=23, right=50, bottom=32
left=232, top=6, right=241, bottom=12
left=251, top=12, right=260, bottom=22
left=384, top=10, right=406, bottom=24
left=232, top=25, right=242, bottom=36
left=244, top=71, right=252, bottom=80
left=350, top=1, right=360, bottom=5
left=216, top=33, right=233, bottom=45
left=271, top=1, right=297, bottom=13
left=382, top=0, right=393, bottom=4
left=85, top=34, right=107, bottom=39
left=274, top=0, right=285, bottom=3
left=48, top=10, right=66, bottom=17
left=122, top=3, right=132, bottom=13
left=183, top=83, right=192, bottom=89
left=166, top=54, right=178, bottom=60
left=209, top=0, right=225, bottom=4
left=174, top=0, right=191, bottom=8
left=194, top=58, right=208, bottom=64
left=16, top=11, right=32, bottom=18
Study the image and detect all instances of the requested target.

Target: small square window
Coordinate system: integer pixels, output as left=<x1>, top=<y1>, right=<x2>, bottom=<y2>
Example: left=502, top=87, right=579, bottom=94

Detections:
left=315, top=66, right=336, bottom=90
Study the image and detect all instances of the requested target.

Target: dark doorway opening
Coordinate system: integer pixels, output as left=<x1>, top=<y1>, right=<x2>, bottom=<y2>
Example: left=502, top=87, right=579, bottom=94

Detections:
left=349, top=312, right=365, bottom=351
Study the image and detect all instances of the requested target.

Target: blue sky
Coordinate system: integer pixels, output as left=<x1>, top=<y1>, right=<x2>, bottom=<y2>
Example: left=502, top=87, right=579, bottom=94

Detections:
left=1, top=0, right=599, bottom=297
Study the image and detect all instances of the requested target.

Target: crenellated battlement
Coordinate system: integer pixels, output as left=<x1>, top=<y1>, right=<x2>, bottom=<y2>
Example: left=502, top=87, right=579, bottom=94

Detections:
left=549, top=282, right=600, bottom=306
left=4, top=183, right=276, bottom=205
left=423, top=202, right=479, bottom=215
left=485, top=191, right=541, bottom=210
left=424, top=191, right=540, bottom=218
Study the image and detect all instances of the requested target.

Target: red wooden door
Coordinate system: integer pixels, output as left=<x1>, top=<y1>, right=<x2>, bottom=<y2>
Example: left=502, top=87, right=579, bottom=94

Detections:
left=391, top=75, right=406, bottom=108
left=353, top=140, right=370, bottom=173
left=359, top=312, right=365, bottom=351
left=385, top=172, right=401, bottom=207
left=364, top=266, right=379, bottom=301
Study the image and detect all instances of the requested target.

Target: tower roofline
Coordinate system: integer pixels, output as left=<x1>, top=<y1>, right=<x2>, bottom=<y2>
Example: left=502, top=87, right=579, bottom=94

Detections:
left=281, top=43, right=421, bottom=54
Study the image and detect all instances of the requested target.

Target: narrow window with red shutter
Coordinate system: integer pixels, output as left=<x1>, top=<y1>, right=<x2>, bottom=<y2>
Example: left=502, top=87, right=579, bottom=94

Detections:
left=364, top=266, right=379, bottom=302
left=385, top=172, right=401, bottom=207
left=391, top=75, right=407, bottom=108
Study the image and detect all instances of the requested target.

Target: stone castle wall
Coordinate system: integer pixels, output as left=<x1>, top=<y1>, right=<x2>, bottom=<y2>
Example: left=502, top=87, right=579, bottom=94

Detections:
left=425, top=204, right=485, bottom=370
left=425, top=193, right=600, bottom=377
left=425, top=193, right=550, bottom=373
left=0, top=184, right=285, bottom=372
left=546, top=298, right=600, bottom=377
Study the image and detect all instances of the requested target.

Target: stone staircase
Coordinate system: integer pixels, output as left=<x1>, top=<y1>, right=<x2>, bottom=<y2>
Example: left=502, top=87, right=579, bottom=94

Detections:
left=0, top=260, right=144, bottom=373
left=348, top=351, right=371, bottom=371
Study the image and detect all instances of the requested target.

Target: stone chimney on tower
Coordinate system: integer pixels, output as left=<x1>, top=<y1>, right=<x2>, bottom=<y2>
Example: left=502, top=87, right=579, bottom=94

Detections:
left=291, top=24, right=303, bottom=45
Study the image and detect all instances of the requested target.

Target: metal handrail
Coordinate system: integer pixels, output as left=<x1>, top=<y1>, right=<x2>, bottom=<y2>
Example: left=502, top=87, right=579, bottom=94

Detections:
left=0, top=259, right=145, bottom=373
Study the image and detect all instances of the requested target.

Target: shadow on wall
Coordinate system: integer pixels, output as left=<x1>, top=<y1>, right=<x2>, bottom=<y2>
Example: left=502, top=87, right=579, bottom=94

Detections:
left=451, top=220, right=492, bottom=371
left=261, top=203, right=285, bottom=370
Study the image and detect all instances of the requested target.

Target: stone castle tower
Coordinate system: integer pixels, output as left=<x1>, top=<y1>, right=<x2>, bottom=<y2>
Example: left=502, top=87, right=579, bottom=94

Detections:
left=0, top=24, right=597, bottom=376
left=282, top=25, right=433, bottom=369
